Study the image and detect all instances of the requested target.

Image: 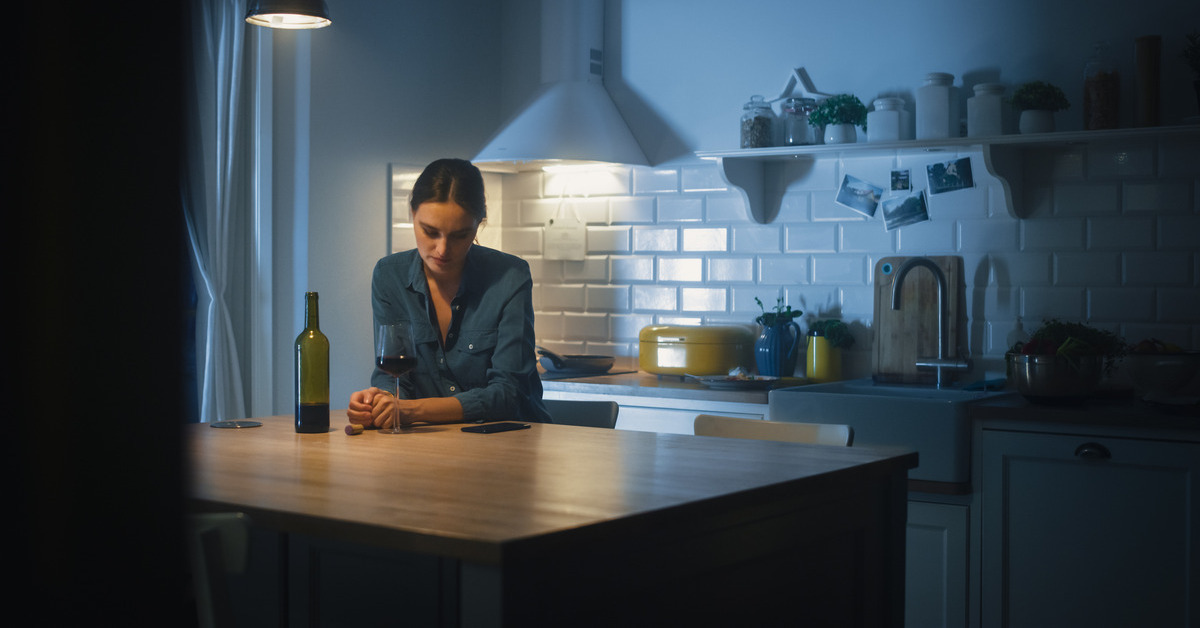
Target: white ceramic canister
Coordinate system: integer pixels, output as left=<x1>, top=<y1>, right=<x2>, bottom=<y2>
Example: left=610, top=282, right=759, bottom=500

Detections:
left=967, top=83, right=1004, bottom=137
left=867, top=98, right=906, bottom=142
left=916, top=72, right=958, bottom=139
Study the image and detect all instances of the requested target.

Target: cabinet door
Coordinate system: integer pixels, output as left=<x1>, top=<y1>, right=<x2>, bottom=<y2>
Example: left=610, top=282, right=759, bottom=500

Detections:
left=907, top=501, right=969, bottom=628
left=980, top=430, right=1199, bottom=628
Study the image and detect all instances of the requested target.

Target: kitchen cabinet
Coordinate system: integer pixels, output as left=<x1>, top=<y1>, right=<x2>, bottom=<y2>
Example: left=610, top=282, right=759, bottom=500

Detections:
left=697, top=125, right=1200, bottom=223
left=977, top=423, right=1200, bottom=627
left=907, top=497, right=970, bottom=628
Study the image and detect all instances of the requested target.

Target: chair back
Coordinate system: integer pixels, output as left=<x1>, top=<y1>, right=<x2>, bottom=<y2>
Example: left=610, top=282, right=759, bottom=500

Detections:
left=693, top=414, right=852, bottom=446
left=543, top=399, right=619, bottom=429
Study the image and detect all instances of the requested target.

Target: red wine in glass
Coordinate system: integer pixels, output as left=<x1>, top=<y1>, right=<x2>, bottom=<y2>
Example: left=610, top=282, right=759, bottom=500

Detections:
left=376, top=323, right=416, bottom=433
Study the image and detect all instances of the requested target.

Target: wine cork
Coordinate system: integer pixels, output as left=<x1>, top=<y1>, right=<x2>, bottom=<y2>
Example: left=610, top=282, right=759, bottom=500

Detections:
left=345, top=424, right=364, bottom=435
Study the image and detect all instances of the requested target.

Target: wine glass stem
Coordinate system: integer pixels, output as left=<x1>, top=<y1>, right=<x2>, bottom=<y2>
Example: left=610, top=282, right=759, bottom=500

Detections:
left=394, top=377, right=401, bottom=431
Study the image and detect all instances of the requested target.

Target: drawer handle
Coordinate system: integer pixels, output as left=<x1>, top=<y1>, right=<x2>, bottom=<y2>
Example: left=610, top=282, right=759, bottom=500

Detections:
left=1074, top=442, right=1111, bottom=460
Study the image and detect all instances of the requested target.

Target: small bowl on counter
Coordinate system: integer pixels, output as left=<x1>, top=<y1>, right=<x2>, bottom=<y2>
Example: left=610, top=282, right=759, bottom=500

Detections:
left=1125, top=351, right=1200, bottom=399
left=1009, top=354, right=1105, bottom=404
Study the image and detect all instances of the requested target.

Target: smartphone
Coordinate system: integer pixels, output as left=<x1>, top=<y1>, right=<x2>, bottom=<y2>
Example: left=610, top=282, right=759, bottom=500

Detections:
left=461, top=422, right=532, bottom=434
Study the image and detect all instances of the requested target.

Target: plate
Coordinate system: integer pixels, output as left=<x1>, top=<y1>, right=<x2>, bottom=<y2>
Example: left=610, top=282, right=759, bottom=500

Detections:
left=686, top=374, right=781, bottom=390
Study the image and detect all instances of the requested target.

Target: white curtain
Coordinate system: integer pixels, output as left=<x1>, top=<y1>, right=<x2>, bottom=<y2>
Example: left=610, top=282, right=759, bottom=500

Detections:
left=183, top=0, right=250, bottom=422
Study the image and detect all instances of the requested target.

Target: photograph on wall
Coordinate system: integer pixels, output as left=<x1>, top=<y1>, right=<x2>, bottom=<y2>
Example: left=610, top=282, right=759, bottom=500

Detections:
left=882, top=190, right=930, bottom=231
left=891, top=169, right=911, bottom=191
left=926, top=157, right=974, bottom=195
left=835, top=174, right=885, bottom=217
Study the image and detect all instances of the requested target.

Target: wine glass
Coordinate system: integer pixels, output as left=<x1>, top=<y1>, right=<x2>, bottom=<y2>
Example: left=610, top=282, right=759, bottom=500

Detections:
left=376, top=323, right=417, bottom=434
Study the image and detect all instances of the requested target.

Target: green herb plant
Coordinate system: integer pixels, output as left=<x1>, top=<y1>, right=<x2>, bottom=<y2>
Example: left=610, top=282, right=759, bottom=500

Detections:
left=807, top=94, right=868, bottom=131
left=808, top=319, right=855, bottom=349
left=754, top=297, right=802, bottom=327
left=1010, top=81, right=1070, bottom=112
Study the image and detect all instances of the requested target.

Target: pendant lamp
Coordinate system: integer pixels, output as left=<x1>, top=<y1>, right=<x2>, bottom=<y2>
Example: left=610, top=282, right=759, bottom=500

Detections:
left=245, top=0, right=331, bottom=29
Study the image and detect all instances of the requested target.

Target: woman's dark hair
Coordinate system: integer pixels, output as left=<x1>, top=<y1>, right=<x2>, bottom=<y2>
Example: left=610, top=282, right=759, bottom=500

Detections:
left=409, top=158, right=487, bottom=223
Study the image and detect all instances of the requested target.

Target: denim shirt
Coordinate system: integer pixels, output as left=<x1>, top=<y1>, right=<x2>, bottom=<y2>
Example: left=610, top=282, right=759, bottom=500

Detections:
left=369, top=246, right=550, bottom=423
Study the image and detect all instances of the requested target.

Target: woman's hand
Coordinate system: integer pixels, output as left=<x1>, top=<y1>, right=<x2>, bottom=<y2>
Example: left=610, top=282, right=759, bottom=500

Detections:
left=346, top=387, right=400, bottom=429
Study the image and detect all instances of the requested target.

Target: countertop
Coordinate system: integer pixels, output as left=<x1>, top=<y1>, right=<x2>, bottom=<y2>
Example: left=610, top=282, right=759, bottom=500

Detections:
left=970, top=392, right=1200, bottom=437
left=540, top=369, right=805, bottom=404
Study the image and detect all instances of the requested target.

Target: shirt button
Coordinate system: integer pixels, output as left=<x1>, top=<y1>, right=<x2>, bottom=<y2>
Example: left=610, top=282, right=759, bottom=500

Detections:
left=468, top=343, right=474, bottom=349
left=449, top=385, right=456, bottom=392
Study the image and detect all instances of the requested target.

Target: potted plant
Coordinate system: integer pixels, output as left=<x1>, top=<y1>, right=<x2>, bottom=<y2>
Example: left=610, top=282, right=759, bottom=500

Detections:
left=807, top=94, right=868, bottom=144
left=1010, top=81, right=1070, bottom=134
left=1006, top=318, right=1125, bottom=403
left=1182, top=30, right=1200, bottom=114
left=806, top=319, right=854, bottom=383
left=754, top=297, right=802, bottom=377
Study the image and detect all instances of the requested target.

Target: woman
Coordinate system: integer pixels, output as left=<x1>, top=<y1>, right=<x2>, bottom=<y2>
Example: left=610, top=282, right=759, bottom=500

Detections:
left=346, top=158, right=550, bottom=428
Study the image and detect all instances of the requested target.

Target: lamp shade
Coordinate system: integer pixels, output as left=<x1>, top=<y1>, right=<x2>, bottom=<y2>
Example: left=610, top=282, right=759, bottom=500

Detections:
left=245, top=0, right=331, bottom=29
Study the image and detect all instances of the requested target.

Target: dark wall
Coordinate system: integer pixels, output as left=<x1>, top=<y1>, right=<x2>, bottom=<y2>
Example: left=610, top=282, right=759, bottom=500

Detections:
left=7, top=3, right=190, bottom=623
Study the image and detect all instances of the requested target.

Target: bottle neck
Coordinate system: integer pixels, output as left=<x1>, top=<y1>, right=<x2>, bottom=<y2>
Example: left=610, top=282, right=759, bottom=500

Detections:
left=305, top=292, right=320, bottom=329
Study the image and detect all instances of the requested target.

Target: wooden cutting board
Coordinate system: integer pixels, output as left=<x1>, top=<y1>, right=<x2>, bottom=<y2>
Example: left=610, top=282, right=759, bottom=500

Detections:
left=873, top=256, right=961, bottom=384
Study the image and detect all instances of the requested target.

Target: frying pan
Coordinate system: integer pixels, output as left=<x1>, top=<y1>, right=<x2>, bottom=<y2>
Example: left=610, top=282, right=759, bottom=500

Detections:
left=536, top=346, right=615, bottom=374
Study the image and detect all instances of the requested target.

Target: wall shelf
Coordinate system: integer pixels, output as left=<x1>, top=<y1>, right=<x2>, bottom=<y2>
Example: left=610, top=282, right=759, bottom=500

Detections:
left=696, top=125, right=1200, bottom=223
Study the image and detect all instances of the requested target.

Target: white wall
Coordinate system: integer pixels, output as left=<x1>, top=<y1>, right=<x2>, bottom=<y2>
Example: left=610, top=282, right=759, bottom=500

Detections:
left=268, top=0, right=1199, bottom=412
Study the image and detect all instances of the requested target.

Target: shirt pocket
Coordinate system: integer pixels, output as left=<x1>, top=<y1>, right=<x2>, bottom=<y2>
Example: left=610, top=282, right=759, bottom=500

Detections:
left=454, top=328, right=498, bottom=389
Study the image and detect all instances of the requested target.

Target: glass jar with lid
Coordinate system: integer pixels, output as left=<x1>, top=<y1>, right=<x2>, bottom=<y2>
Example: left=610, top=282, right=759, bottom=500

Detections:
left=1083, top=41, right=1120, bottom=130
left=740, top=95, right=776, bottom=148
left=780, top=97, right=816, bottom=146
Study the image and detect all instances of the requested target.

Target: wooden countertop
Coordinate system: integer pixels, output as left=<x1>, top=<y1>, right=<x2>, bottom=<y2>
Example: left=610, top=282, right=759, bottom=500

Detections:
left=186, top=415, right=915, bottom=565
left=540, top=369, right=806, bottom=404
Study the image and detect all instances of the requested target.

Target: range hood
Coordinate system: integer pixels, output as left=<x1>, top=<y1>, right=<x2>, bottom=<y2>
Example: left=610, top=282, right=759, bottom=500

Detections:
left=473, top=0, right=647, bottom=172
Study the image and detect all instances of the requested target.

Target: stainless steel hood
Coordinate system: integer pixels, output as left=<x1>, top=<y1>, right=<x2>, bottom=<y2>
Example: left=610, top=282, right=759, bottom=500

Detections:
left=473, top=0, right=647, bottom=172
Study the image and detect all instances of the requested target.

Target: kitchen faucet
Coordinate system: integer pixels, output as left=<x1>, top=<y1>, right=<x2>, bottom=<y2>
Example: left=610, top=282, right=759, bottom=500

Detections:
left=890, top=257, right=970, bottom=388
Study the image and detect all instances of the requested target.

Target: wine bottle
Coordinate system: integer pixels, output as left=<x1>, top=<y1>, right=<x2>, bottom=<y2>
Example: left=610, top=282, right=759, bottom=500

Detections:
left=295, top=291, right=330, bottom=433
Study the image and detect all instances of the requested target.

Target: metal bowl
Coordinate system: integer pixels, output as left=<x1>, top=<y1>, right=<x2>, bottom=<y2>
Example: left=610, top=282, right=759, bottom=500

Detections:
left=1126, top=351, right=1200, bottom=397
left=1009, top=354, right=1104, bottom=403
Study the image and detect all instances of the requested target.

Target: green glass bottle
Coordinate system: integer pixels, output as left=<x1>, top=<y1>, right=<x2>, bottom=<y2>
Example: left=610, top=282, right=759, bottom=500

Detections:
left=295, top=291, right=330, bottom=433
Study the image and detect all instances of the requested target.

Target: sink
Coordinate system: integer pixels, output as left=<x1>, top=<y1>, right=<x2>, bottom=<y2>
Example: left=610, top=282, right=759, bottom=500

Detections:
left=767, top=378, right=1014, bottom=484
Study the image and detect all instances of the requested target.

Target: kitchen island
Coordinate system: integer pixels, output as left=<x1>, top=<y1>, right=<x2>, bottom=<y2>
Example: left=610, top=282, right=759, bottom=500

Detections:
left=188, top=415, right=916, bottom=626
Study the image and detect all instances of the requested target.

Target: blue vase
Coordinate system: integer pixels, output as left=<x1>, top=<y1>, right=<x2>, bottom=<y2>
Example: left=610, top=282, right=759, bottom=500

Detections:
left=755, top=321, right=801, bottom=377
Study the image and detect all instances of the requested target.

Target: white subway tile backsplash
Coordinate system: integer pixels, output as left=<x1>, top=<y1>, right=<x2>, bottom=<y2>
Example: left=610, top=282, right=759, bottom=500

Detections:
left=1054, top=183, right=1119, bottom=215
left=562, top=312, right=610, bottom=340
left=632, top=227, right=678, bottom=252
left=732, top=225, right=781, bottom=253
left=680, top=164, right=725, bottom=191
left=1087, top=143, right=1155, bottom=179
left=632, top=285, right=677, bottom=311
left=585, top=285, right=630, bottom=312
left=1159, top=288, right=1200, bottom=323
left=704, top=193, right=748, bottom=222
left=759, top=255, right=808, bottom=285
left=1124, top=251, right=1193, bottom=285
left=611, top=256, right=654, bottom=282
left=682, top=227, right=728, bottom=252
left=812, top=255, right=868, bottom=285
left=1022, top=286, right=1086, bottom=321
left=544, top=167, right=630, bottom=197
left=1158, top=215, right=1200, bottom=250
left=895, top=220, right=955, bottom=253
left=1088, top=216, right=1154, bottom=250
left=634, top=168, right=680, bottom=194
left=658, top=257, right=703, bottom=282
left=958, top=219, right=1018, bottom=252
left=658, top=195, right=704, bottom=222
left=586, top=226, right=632, bottom=253
left=1055, top=251, right=1120, bottom=286
left=562, top=257, right=610, bottom=282
left=840, top=221, right=894, bottom=253
left=1123, top=181, right=1191, bottom=213
left=708, top=257, right=755, bottom=283
left=499, top=138, right=1198, bottom=376
left=785, top=223, right=837, bottom=253
left=1089, top=287, right=1155, bottom=321
left=610, top=196, right=655, bottom=223
left=1022, top=219, right=1085, bottom=251
left=681, top=287, right=727, bottom=312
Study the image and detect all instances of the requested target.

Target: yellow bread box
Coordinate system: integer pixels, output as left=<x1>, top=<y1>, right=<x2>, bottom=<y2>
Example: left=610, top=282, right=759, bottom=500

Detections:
left=638, top=325, right=755, bottom=376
